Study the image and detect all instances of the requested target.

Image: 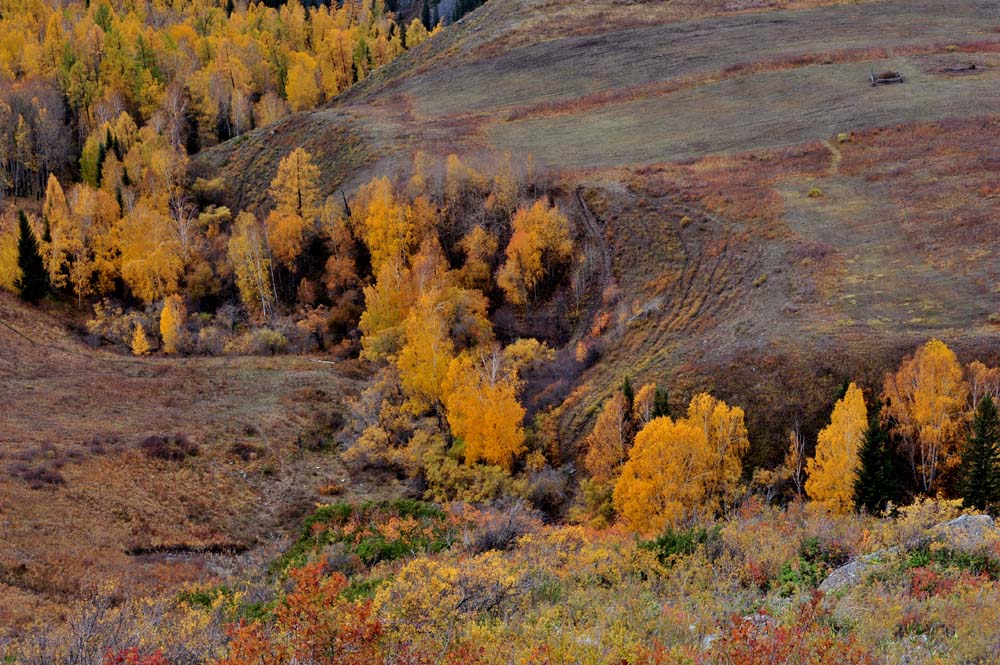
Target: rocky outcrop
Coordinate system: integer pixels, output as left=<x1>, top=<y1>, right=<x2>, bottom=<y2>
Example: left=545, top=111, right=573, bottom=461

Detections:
left=819, top=514, right=997, bottom=593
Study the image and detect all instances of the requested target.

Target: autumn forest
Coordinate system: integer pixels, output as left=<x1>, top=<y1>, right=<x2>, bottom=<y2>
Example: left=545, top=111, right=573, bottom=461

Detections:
left=2, top=0, right=1000, bottom=662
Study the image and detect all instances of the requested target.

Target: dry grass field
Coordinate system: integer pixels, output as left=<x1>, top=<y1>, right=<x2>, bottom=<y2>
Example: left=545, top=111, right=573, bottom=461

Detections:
left=0, top=294, right=408, bottom=631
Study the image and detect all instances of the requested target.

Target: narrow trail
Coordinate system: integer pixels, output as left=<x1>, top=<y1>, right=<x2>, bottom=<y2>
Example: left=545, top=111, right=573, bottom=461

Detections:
left=821, top=139, right=842, bottom=176
left=573, top=186, right=617, bottom=341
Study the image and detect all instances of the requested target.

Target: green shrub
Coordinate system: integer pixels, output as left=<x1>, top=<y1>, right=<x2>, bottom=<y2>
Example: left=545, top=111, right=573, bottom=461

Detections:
left=639, top=525, right=722, bottom=565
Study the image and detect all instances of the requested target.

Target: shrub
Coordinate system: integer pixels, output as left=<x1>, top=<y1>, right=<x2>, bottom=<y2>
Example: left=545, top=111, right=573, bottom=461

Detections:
left=807, top=187, right=825, bottom=198
left=228, top=442, right=265, bottom=462
left=223, top=327, right=289, bottom=355
left=640, top=525, right=722, bottom=565
left=273, top=500, right=455, bottom=574
left=140, top=434, right=200, bottom=461
left=423, top=454, right=512, bottom=503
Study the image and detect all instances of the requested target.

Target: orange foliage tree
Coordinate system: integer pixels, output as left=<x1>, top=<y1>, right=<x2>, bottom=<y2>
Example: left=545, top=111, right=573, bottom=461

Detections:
left=613, top=392, right=748, bottom=533
left=218, top=559, right=382, bottom=665
left=883, top=340, right=969, bottom=494
left=496, top=200, right=573, bottom=306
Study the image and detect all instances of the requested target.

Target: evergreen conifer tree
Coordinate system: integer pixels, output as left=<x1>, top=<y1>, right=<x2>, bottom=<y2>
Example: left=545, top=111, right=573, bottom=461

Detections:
left=14, top=210, right=48, bottom=302
left=960, top=395, right=1000, bottom=512
left=652, top=386, right=671, bottom=419
left=421, top=0, right=431, bottom=29
left=854, top=401, right=900, bottom=514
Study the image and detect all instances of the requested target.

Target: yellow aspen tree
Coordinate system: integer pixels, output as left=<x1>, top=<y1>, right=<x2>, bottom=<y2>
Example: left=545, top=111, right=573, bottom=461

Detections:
left=159, top=294, right=186, bottom=354
left=359, top=257, right=413, bottom=361
left=805, top=383, right=867, bottom=513
left=633, top=382, right=658, bottom=426
left=497, top=200, right=573, bottom=306
left=265, top=210, right=308, bottom=268
left=457, top=225, right=497, bottom=292
left=444, top=347, right=527, bottom=471
left=119, top=200, right=183, bottom=304
left=355, top=176, right=414, bottom=275
left=405, top=18, right=429, bottom=47
left=396, top=292, right=455, bottom=415
left=42, top=174, right=72, bottom=289
left=966, top=360, right=1000, bottom=410
left=686, top=392, right=749, bottom=508
left=883, top=339, right=969, bottom=493
left=613, top=416, right=712, bottom=534
left=0, top=223, right=19, bottom=292
left=131, top=324, right=151, bottom=356
left=583, top=392, right=631, bottom=484
left=285, top=53, right=321, bottom=112
left=228, top=211, right=275, bottom=320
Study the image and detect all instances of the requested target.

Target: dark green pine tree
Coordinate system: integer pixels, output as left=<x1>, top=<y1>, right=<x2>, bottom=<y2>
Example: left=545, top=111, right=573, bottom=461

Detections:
left=421, top=0, right=431, bottom=29
left=14, top=210, right=48, bottom=302
left=853, top=401, right=900, bottom=514
left=620, top=375, right=634, bottom=413
left=960, top=395, right=1000, bottom=512
left=651, top=386, right=671, bottom=419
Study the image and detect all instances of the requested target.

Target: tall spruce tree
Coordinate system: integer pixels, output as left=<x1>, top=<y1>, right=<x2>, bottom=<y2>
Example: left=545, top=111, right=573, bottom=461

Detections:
left=960, top=395, right=1000, bottom=512
left=620, top=376, right=634, bottom=412
left=14, top=210, right=48, bottom=302
left=651, top=386, right=671, bottom=419
left=421, top=0, right=431, bottom=28
left=853, top=401, right=900, bottom=514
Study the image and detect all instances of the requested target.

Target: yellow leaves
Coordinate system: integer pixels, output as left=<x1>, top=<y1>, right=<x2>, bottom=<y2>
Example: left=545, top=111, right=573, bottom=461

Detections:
left=497, top=200, right=573, bottom=306
left=613, top=416, right=711, bottom=534
left=131, top=324, right=151, bottom=356
left=227, top=211, right=274, bottom=320
left=396, top=293, right=455, bottom=414
left=354, top=176, right=415, bottom=275
left=285, top=52, right=321, bottom=112
left=613, top=392, right=748, bottom=534
left=806, top=382, right=867, bottom=514
left=444, top=348, right=527, bottom=471
left=883, top=339, right=969, bottom=493
left=119, top=199, right=183, bottom=304
left=686, top=392, right=749, bottom=500
left=0, top=218, right=20, bottom=292
left=269, top=147, right=321, bottom=222
left=159, top=294, right=186, bottom=354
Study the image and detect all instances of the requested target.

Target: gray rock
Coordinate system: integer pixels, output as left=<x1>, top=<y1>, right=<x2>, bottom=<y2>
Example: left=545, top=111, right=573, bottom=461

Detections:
left=818, top=548, right=897, bottom=593
left=818, top=513, right=997, bottom=593
left=930, top=514, right=995, bottom=552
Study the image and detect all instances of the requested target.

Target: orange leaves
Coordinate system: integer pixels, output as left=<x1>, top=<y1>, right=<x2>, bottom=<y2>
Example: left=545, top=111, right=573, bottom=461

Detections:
left=265, top=210, right=309, bottom=268
left=614, top=393, right=748, bottom=533
left=613, top=416, right=712, bottom=534
left=583, top=392, right=631, bottom=484
left=805, top=382, right=867, bottom=514
left=883, top=339, right=968, bottom=493
left=444, top=349, right=527, bottom=471
left=219, top=559, right=383, bottom=665
left=497, top=200, right=573, bottom=306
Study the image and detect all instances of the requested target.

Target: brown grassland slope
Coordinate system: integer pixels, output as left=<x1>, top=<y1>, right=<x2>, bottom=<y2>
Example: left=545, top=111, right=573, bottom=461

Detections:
left=195, top=0, right=1000, bottom=460
left=0, top=294, right=404, bottom=630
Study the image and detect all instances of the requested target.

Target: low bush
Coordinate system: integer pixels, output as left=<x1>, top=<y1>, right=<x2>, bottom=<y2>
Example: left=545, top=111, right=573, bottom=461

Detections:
left=140, top=434, right=200, bottom=461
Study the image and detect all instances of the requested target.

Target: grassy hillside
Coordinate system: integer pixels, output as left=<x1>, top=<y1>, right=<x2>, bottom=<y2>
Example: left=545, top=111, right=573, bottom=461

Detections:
left=194, top=0, right=1000, bottom=459
left=0, top=294, right=407, bottom=631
